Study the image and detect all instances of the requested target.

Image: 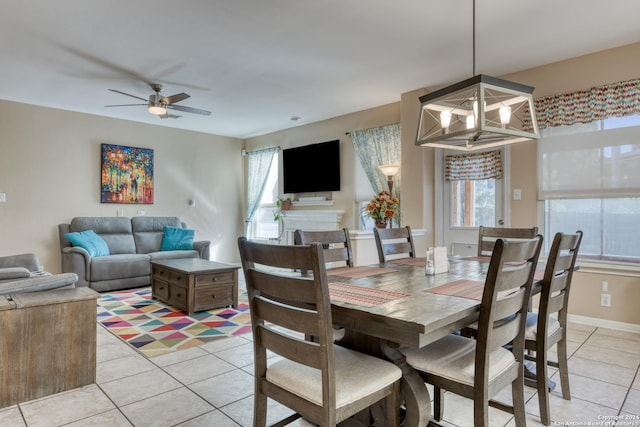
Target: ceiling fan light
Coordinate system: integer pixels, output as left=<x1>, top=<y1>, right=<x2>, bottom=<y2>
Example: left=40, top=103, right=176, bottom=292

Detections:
left=148, top=104, right=167, bottom=115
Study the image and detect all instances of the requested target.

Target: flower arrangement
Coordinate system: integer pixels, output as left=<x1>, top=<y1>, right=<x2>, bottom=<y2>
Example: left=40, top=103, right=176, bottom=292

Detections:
left=364, top=190, right=399, bottom=223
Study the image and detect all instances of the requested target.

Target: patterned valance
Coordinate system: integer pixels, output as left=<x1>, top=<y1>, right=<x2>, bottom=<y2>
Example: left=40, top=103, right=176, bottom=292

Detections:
left=528, top=78, right=640, bottom=130
left=445, top=150, right=502, bottom=181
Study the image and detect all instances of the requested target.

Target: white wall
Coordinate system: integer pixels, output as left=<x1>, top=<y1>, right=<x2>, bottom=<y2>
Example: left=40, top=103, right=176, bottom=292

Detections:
left=0, top=100, right=244, bottom=273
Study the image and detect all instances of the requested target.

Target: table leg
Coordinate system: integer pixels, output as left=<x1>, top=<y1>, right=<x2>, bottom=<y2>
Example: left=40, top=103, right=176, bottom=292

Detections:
left=380, top=340, right=431, bottom=427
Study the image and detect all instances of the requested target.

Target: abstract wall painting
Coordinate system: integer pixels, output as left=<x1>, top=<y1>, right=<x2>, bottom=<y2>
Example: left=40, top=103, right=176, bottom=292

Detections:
left=101, top=143, right=154, bottom=204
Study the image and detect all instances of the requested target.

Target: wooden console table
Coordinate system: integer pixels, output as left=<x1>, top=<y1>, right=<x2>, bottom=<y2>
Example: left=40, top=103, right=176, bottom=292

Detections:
left=151, top=258, right=240, bottom=315
left=0, top=287, right=98, bottom=408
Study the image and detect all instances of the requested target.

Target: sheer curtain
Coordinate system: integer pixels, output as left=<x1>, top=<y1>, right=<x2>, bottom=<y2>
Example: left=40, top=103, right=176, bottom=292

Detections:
left=351, top=122, right=401, bottom=197
left=244, top=147, right=278, bottom=237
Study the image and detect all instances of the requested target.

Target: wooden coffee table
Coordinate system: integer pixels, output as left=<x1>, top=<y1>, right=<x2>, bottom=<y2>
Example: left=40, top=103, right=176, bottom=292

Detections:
left=151, top=258, right=240, bottom=315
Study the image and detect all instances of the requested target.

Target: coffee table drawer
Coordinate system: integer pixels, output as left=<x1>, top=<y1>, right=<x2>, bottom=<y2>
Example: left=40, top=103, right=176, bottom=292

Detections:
left=195, top=271, right=235, bottom=287
left=194, top=284, right=233, bottom=311
left=153, top=266, right=189, bottom=288
left=154, top=279, right=187, bottom=310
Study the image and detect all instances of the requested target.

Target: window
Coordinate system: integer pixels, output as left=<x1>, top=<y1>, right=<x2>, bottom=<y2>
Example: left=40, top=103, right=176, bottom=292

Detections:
left=538, top=114, right=640, bottom=262
left=252, top=155, right=279, bottom=239
left=451, top=179, right=496, bottom=228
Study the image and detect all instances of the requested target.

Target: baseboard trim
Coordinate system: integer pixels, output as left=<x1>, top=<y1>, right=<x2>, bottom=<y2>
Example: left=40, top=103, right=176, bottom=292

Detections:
left=567, top=314, right=640, bottom=333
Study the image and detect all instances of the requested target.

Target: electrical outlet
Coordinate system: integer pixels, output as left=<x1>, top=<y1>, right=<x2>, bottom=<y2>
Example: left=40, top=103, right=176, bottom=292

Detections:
left=137, top=210, right=145, bottom=216
left=600, top=293, right=611, bottom=307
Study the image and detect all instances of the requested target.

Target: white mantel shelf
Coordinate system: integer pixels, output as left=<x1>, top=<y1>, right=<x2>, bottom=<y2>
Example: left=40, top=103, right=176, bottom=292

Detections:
left=279, top=210, right=345, bottom=245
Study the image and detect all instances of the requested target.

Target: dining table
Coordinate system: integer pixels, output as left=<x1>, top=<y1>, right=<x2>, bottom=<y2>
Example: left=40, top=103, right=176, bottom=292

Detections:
left=325, top=256, right=543, bottom=427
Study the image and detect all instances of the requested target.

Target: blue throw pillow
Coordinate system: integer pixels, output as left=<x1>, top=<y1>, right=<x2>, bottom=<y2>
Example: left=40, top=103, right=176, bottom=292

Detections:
left=160, top=226, right=195, bottom=251
left=64, top=230, right=110, bottom=257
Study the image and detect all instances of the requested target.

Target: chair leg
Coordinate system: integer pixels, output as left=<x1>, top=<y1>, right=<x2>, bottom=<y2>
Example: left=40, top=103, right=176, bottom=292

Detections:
left=557, top=338, right=571, bottom=400
left=536, top=348, right=551, bottom=426
left=383, top=381, right=401, bottom=427
left=473, top=394, right=490, bottom=427
left=254, top=391, right=268, bottom=427
left=433, top=386, right=444, bottom=421
left=512, top=370, right=527, bottom=427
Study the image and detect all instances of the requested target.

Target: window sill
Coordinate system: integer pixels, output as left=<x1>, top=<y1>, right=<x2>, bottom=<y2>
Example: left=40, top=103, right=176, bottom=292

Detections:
left=573, top=258, right=640, bottom=278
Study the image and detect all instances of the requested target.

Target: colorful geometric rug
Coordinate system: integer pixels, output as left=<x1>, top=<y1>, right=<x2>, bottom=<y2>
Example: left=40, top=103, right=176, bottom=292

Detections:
left=96, top=287, right=251, bottom=358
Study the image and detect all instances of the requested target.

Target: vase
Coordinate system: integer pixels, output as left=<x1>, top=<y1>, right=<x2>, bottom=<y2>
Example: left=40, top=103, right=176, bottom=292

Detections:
left=375, top=220, right=387, bottom=229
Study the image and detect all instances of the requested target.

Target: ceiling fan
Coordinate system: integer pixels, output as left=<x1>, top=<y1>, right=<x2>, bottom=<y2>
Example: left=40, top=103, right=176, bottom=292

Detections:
left=105, top=83, right=211, bottom=119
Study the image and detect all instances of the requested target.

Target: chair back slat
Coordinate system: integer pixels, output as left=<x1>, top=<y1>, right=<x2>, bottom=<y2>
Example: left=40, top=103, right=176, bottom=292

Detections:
left=323, top=247, right=350, bottom=263
left=382, top=241, right=413, bottom=256
left=253, top=295, right=321, bottom=338
left=373, top=226, right=416, bottom=263
left=258, top=325, right=324, bottom=369
left=491, top=312, right=523, bottom=349
left=249, top=270, right=318, bottom=306
left=477, top=226, right=539, bottom=257
left=294, top=228, right=354, bottom=268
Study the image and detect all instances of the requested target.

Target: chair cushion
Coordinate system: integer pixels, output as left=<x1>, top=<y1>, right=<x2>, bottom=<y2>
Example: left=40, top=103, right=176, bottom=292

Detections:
left=266, top=345, right=401, bottom=407
left=400, top=334, right=516, bottom=386
left=160, top=226, right=194, bottom=251
left=65, top=230, right=110, bottom=257
left=524, top=313, right=561, bottom=340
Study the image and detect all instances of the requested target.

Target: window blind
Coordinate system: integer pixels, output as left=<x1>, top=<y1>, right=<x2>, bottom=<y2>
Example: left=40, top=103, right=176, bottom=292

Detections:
left=537, top=125, right=640, bottom=200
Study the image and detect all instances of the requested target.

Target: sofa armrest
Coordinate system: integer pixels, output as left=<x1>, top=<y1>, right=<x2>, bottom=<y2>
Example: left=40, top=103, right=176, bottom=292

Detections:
left=0, top=253, right=41, bottom=272
left=61, top=247, right=91, bottom=287
left=0, top=273, right=78, bottom=295
left=194, top=240, right=211, bottom=260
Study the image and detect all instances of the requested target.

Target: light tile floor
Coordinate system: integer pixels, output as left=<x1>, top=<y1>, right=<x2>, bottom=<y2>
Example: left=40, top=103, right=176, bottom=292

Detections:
left=2, top=316, right=638, bottom=426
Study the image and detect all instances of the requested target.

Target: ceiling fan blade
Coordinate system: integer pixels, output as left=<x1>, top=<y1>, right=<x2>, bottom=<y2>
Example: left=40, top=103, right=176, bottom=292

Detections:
left=105, top=103, right=147, bottom=107
left=167, top=104, right=211, bottom=115
left=162, top=93, right=190, bottom=104
left=108, top=89, right=148, bottom=102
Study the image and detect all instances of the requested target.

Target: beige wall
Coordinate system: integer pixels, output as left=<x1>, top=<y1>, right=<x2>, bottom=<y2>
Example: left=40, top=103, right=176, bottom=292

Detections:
left=243, top=102, right=401, bottom=230
left=0, top=100, right=244, bottom=273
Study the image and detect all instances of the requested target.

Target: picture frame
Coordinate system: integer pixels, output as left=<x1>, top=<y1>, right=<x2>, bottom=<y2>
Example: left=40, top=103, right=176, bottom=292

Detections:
left=100, top=143, right=154, bottom=204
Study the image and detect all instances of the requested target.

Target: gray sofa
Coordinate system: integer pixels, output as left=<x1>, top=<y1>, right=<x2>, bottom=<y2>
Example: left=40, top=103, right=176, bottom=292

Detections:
left=59, top=216, right=210, bottom=292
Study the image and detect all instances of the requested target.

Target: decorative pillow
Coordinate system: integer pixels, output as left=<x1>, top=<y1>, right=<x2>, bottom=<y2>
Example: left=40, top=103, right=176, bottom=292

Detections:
left=0, top=267, right=32, bottom=280
left=160, top=226, right=195, bottom=251
left=64, top=230, right=110, bottom=257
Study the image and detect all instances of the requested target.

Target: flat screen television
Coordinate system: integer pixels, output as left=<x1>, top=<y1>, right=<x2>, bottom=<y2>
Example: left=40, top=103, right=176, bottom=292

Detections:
left=283, top=140, right=340, bottom=194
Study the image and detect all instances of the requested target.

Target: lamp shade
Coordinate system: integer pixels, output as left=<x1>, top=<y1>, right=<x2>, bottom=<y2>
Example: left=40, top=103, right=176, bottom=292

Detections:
left=378, top=164, right=401, bottom=177
left=416, top=75, right=539, bottom=151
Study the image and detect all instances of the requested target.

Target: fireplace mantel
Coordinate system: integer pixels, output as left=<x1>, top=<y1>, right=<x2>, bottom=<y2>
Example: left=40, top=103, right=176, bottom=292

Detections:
left=279, top=210, right=345, bottom=244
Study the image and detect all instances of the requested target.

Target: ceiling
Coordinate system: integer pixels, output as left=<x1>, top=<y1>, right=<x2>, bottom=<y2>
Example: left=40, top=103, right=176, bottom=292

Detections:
left=2, top=1, right=639, bottom=139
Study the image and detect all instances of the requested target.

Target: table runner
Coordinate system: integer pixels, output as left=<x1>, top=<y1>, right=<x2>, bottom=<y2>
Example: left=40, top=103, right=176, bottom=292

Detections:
left=327, top=266, right=394, bottom=279
left=329, top=282, right=408, bottom=307
left=389, top=257, right=427, bottom=267
left=424, top=279, right=485, bottom=301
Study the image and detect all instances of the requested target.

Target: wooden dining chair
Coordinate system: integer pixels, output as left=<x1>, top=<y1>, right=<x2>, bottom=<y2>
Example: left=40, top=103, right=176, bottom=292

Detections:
left=477, top=226, right=539, bottom=257
left=400, top=236, right=543, bottom=427
left=373, top=225, right=416, bottom=263
left=293, top=228, right=354, bottom=268
left=237, top=237, right=402, bottom=427
left=524, top=230, right=582, bottom=426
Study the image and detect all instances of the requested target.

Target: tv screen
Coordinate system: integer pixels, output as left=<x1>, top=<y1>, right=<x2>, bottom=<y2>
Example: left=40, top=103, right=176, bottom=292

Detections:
left=283, top=140, right=340, bottom=194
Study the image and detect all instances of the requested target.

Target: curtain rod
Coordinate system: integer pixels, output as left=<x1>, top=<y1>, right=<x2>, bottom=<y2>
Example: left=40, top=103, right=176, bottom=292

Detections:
left=241, top=146, right=281, bottom=156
